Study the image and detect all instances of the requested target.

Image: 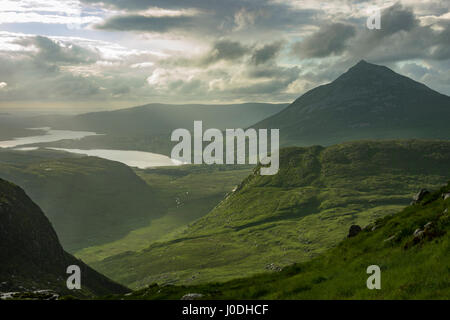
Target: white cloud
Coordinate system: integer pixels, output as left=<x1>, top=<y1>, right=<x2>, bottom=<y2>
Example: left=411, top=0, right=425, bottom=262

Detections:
left=0, top=0, right=103, bottom=26
left=0, top=82, right=7, bottom=89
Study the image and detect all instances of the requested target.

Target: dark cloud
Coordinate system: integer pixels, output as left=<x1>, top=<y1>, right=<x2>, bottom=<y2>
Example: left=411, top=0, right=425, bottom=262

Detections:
left=246, top=64, right=299, bottom=80
left=351, top=4, right=450, bottom=62
left=201, top=40, right=251, bottom=65
left=16, top=36, right=99, bottom=65
left=251, top=41, right=284, bottom=65
left=364, top=3, right=418, bottom=42
left=87, top=0, right=318, bottom=36
left=81, top=0, right=223, bottom=11
left=97, top=15, right=196, bottom=33
left=292, top=23, right=356, bottom=58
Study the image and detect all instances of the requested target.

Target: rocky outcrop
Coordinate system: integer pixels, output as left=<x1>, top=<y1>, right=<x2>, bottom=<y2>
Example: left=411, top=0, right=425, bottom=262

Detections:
left=410, top=189, right=430, bottom=205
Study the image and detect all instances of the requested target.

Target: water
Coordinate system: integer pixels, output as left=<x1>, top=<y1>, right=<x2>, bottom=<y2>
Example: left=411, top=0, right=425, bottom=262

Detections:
left=0, top=127, right=183, bottom=169
left=0, top=127, right=98, bottom=148
left=48, top=148, right=182, bottom=168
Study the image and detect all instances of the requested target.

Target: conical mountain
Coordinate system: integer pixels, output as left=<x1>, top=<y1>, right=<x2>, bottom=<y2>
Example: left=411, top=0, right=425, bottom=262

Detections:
left=254, top=60, right=450, bottom=146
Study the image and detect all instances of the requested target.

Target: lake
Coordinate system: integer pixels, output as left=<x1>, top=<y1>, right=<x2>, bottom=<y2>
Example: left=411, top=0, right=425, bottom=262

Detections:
left=0, top=127, right=183, bottom=168
left=48, top=148, right=182, bottom=168
left=0, top=127, right=98, bottom=148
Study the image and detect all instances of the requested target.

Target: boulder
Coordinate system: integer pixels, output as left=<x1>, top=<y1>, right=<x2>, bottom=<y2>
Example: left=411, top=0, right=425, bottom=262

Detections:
left=413, top=189, right=429, bottom=202
left=347, top=225, right=362, bottom=238
left=442, top=193, right=450, bottom=200
left=413, top=228, right=423, bottom=237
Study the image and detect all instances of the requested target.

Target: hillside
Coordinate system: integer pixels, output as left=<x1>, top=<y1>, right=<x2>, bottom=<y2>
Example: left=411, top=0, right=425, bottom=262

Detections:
left=253, top=60, right=450, bottom=147
left=0, top=178, right=129, bottom=297
left=123, top=182, right=450, bottom=300
left=76, top=165, right=252, bottom=263
left=48, top=103, right=288, bottom=135
left=0, top=149, right=165, bottom=252
left=90, top=140, right=450, bottom=288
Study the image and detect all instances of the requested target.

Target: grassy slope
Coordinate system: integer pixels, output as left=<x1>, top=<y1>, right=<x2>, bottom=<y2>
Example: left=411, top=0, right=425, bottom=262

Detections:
left=91, top=140, right=450, bottom=289
left=122, top=182, right=450, bottom=300
left=76, top=165, right=252, bottom=263
left=0, top=149, right=165, bottom=252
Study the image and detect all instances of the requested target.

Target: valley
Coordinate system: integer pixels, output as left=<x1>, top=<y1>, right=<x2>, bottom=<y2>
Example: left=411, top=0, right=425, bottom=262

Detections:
left=89, top=140, right=450, bottom=289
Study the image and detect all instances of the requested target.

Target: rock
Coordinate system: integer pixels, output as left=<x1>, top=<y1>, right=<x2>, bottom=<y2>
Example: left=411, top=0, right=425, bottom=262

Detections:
left=413, top=230, right=424, bottom=244
left=181, top=293, right=204, bottom=300
left=444, top=208, right=448, bottom=214
left=347, top=225, right=362, bottom=238
left=383, top=235, right=396, bottom=242
left=413, top=189, right=429, bottom=202
left=265, top=263, right=282, bottom=272
left=413, top=228, right=423, bottom=237
left=442, top=193, right=450, bottom=200
left=423, top=222, right=433, bottom=231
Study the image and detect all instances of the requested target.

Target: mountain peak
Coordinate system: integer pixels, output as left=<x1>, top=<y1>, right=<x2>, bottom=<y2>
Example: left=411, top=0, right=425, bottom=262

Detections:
left=347, top=59, right=386, bottom=72
left=334, top=59, right=407, bottom=87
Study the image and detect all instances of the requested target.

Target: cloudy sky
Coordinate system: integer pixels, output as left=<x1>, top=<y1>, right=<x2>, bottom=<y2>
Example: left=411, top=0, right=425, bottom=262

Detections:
left=0, top=0, right=449, bottom=110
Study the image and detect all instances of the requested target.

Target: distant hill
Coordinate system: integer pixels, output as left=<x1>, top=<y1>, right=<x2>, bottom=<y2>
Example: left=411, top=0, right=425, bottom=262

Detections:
left=22, top=103, right=287, bottom=155
left=0, top=178, right=129, bottom=297
left=124, top=181, right=450, bottom=300
left=0, top=149, right=165, bottom=252
left=52, top=103, right=288, bottom=135
left=253, top=60, right=450, bottom=146
left=90, top=140, right=450, bottom=288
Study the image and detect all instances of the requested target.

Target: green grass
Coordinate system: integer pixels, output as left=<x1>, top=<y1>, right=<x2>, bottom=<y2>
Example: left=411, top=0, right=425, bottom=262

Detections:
left=75, top=165, right=252, bottom=263
left=115, top=182, right=450, bottom=300
left=90, top=140, right=450, bottom=289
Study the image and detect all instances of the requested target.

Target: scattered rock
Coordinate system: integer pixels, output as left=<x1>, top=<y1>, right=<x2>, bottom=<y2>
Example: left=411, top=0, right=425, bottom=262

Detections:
left=442, top=193, right=450, bottom=200
left=383, top=235, right=396, bottom=242
left=423, top=222, right=433, bottom=231
left=181, top=293, right=204, bottom=300
left=347, top=225, right=362, bottom=238
left=265, top=263, right=282, bottom=272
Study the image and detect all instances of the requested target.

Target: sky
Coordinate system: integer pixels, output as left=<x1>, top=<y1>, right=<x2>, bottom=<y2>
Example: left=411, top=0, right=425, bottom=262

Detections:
left=0, top=0, right=449, bottom=111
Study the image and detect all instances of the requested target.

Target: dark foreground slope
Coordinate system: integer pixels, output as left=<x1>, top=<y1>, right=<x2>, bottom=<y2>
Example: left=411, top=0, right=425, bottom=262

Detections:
left=122, top=182, right=450, bottom=300
left=0, top=178, right=129, bottom=297
left=92, top=140, right=450, bottom=288
left=0, top=149, right=165, bottom=252
left=253, top=60, right=450, bottom=147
